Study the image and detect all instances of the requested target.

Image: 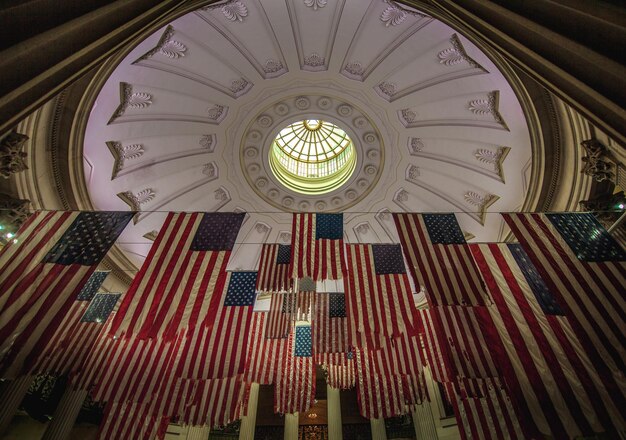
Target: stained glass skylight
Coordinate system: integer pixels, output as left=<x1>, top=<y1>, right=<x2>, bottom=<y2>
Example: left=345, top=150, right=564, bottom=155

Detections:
left=269, top=120, right=356, bottom=195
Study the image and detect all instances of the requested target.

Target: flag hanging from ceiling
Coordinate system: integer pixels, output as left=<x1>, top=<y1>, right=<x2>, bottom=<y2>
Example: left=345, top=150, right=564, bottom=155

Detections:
left=393, top=213, right=490, bottom=306
left=110, top=212, right=245, bottom=340
left=256, top=243, right=293, bottom=292
left=274, top=327, right=315, bottom=414
left=470, top=242, right=625, bottom=438
left=245, top=312, right=290, bottom=385
left=325, top=350, right=356, bottom=390
left=313, top=292, right=349, bottom=363
left=502, top=213, right=626, bottom=389
left=344, top=243, right=417, bottom=348
left=291, top=213, right=346, bottom=280
left=265, top=292, right=295, bottom=339
left=296, top=277, right=316, bottom=321
left=0, top=210, right=132, bottom=378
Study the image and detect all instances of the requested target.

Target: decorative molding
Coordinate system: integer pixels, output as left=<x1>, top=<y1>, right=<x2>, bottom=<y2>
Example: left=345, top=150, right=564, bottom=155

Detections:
left=207, top=105, right=225, bottom=121
left=230, top=78, right=249, bottom=94
left=255, top=222, right=270, bottom=233
left=406, top=164, right=420, bottom=181
left=117, top=188, right=156, bottom=212
left=202, top=162, right=218, bottom=177
left=304, top=0, right=327, bottom=10
left=437, top=34, right=483, bottom=70
left=264, top=59, right=284, bottom=74
left=468, top=91, right=508, bottom=130
left=463, top=191, right=499, bottom=225
left=143, top=230, right=158, bottom=241
left=355, top=223, right=370, bottom=235
left=474, top=146, right=510, bottom=181
left=135, top=25, right=187, bottom=62
left=408, top=137, right=424, bottom=154
left=395, top=188, right=409, bottom=203
left=216, top=1, right=248, bottom=22
left=304, top=52, right=325, bottom=68
left=199, top=134, right=216, bottom=152
left=0, top=192, right=30, bottom=233
left=214, top=186, right=229, bottom=202
left=377, top=81, right=397, bottom=98
left=580, top=138, right=616, bottom=183
left=295, top=96, right=311, bottom=110
left=400, top=108, right=417, bottom=124
left=106, top=141, right=145, bottom=179
left=344, top=61, right=364, bottom=77
left=109, top=83, right=152, bottom=123
left=0, top=131, right=29, bottom=178
left=279, top=231, right=292, bottom=243
left=380, top=5, right=406, bottom=27
left=463, top=231, right=476, bottom=241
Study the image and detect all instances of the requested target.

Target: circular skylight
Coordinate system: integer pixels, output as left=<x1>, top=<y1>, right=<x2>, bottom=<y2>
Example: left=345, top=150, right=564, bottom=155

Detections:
left=269, top=119, right=356, bottom=195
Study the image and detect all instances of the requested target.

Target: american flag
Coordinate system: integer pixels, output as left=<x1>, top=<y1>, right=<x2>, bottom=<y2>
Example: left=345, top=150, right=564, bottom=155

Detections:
left=245, top=312, right=290, bottom=385
left=470, top=242, right=625, bottom=438
left=26, top=271, right=111, bottom=376
left=0, top=210, right=132, bottom=378
left=274, top=327, right=315, bottom=414
left=325, top=352, right=356, bottom=390
left=256, top=244, right=293, bottom=292
left=416, top=309, right=449, bottom=383
left=344, top=244, right=417, bottom=348
left=110, top=212, right=244, bottom=340
left=265, top=292, right=295, bottom=339
left=393, top=213, right=489, bottom=306
left=313, top=292, right=349, bottom=362
left=296, top=277, right=316, bottom=321
left=503, top=213, right=626, bottom=400
left=291, top=213, right=346, bottom=280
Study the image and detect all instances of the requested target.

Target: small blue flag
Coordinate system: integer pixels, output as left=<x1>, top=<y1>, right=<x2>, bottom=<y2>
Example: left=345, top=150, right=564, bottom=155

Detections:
left=224, top=272, right=257, bottom=306
left=423, top=214, right=466, bottom=245
left=294, top=325, right=312, bottom=357
left=81, top=293, right=121, bottom=323
left=372, top=244, right=406, bottom=275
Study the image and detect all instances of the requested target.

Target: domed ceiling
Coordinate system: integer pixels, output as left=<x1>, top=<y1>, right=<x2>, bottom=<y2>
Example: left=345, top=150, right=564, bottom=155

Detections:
left=82, top=0, right=533, bottom=271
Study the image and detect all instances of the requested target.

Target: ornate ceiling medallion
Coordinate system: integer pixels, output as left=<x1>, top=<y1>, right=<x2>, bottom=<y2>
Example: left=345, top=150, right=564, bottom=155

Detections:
left=240, top=95, right=384, bottom=211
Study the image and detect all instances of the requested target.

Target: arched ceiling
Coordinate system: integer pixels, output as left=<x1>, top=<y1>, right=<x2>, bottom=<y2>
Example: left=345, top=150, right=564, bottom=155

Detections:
left=82, top=0, right=534, bottom=270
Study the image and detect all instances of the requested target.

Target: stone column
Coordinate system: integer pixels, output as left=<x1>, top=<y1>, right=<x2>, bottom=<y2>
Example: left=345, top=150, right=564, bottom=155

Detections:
left=326, top=384, right=343, bottom=440
left=412, top=402, right=437, bottom=439
left=283, top=413, right=299, bottom=440
left=187, top=425, right=210, bottom=440
left=239, top=382, right=260, bottom=440
left=370, top=418, right=387, bottom=440
left=0, top=375, right=33, bottom=435
left=41, top=388, right=88, bottom=440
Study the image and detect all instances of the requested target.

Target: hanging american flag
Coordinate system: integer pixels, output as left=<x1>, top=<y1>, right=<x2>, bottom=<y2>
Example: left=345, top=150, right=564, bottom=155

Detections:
left=503, top=213, right=626, bottom=393
left=245, top=312, right=290, bottom=385
left=345, top=243, right=417, bottom=348
left=110, top=212, right=245, bottom=340
left=470, top=242, right=625, bottom=438
left=313, top=292, right=349, bottom=363
left=265, top=292, right=295, bottom=339
left=393, top=213, right=489, bottom=306
left=274, top=328, right=315, bottom=414
left=291, top=213, right=346, bottom=280
left=0, top=210, right=132, bottom=378
left=296, top=277, right=316, bottom=321
left=325, top=350, right=356, bottom=390
left=416, top=309, right=449, bottom=384
left=256, top=244, right=293, bottom=292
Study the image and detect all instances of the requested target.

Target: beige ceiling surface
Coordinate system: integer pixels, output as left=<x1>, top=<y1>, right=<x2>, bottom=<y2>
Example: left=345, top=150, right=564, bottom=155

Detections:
left=82, top=0, right=533, bottom=270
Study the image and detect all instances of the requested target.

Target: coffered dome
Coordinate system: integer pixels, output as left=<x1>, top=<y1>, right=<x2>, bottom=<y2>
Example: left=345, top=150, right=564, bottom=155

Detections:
left=80, top=0, right=536, bottom=270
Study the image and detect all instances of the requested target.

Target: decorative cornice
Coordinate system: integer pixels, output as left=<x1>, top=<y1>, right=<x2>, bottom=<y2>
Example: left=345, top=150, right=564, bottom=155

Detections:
left=0, top=131, right=29, bottom=178
left=463, top=191, right=499, bottom=225
left=437, top=34, right=483, bottom=70
left=408, top=137, right=424, bottom=154
left=106, top=141, right=145, bottom=179
left=206, top=1, right=249, bottom=22
left=400, top=108, right=417, bottom=124
left=380, top=5, right=407, bottom=27
left=199, top=134, right=216, bottom=152
left=468, top=91, right=508, bottom=130
left=230, top=78, right=249, bottom=94
left=202, top=162, right=218, bottom=177
left=377, top=81, right=397, bottom=98
left=207, top=105, right=225, bottom=121
left=474, top=146, right=510, bottom=182
left=135, top=25, right=187, bottom=62
left=109, top=83, right=152, bottom=123
left=304, top=52, right=325, bottom=68
left=344, top=61, right=364, bottom=77
left=117, top=188, right=155, bottom=213
left=263, top=59, right=284, bottom=74
left=304, top=0, right=327, bottom=10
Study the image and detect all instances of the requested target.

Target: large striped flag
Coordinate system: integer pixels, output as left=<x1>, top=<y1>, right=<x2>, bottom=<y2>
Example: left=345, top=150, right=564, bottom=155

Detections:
left=265, top=292, right=295, bottom=339
left=0, top=210, right=132, bottom=378
left=256, top=244, right=293, bottom=292
left=274, top=325, right=315, bottom=414
left=313, top=292, right=349, bottom=363
left=470, top=242, right=625, bottom=438
left=325, top=351, right=356, bottom=390
left=393, top=213, right=489, bottom=306
left=502, top=213, right=626, bottom=384
left=296, top=277, right=316, bottom=322
left=291, top=213, right=346, bottom=280
left=245, top=312, right=290, bottom=385
left=416, top=309, right=449, bottom=383
left=110, top=212, right=245, bottom=340
left=345, top=244, right=417, bottom=348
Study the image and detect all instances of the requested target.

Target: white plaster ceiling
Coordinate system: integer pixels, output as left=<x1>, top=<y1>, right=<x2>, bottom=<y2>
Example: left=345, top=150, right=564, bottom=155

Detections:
left=82, top=0, right=533, bottom=271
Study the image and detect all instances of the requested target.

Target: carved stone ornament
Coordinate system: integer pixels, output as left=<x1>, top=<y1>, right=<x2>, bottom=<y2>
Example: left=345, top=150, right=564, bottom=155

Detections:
left=355, top=223, right=370, bottom=234
left=380, top=5, right=406, bottom=27
left=407, top=165, right=420, bottom=180
left=0, top=192, right=31, bottom=233
left=304, top=52, right=325, bottom=67
left=202, top=162, right=217, bottom=177
left=111, top=83, right=153, bottom=120
left=214, top=187, right=229, bottom=201
left=199, top=134, right=216, bottom=152
left=221, top=1, right=248, bottom=22
left=143, top=230, right=158, bottom=241
left=474, top=146, right=510, bottom=180
left=0, top=132, right=29, bottom=178
left=304, top=0, right=327, bottom=10
left=378, top=81, right=397, bottom=97
left=580, top=138, right=616, bottom=183
left=401, top=109, right=417, bottom=123
left=408, top=137, right=424, bottom=154
left=279, top=232, right=291, bottom=243
left=468, top=91, right=507, bottom=129
left=117, top=188, right=156, bottom=211
left=437, top=34, right=482, bottom=69
left=464, top=191, right=499, bottom=224
left=230, top=78, right=249, bottom=94
left=207, top=105, right=225, bottom=121
left=395, top=189, right=409, bottom=203
left=264, top=59, right=284, bottom=74
left=136, top=26, right=187, bottom=62
left=107, top=141, right=145, bottom=179
left=344, top=61, right=364, bottom=76
left=255, top=222, right=270, bottom=234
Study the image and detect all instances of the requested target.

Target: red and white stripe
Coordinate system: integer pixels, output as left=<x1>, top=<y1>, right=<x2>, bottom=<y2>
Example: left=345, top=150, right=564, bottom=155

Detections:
left=0, top=211, right=97, bottom=378
left=110, top=212, right=233, bottom=341
left=417, top=309, right=450, bottom=383
left=245, top=313, right=290, bottom=384
left=344, top=244, right=417, bottom=349
left=177, top=376, right=247, bottom=427
left=296, top=290, right=315, bottom=322
left=97, top=401, right=169, bottom=440
left=265, top=292, right=294, bottom=339
left=326, top=356, right=356, bottom=390
left=256, top=244, right=292, bottom=292
left=28, top=300, right=102, bottom=376
left=503, top=213, right=625, bottom=379
left=313, top=293, right=348, bottom=356
left=291, top=213, right=345, bottom=281
left=274, top=333, right=315, bottom=414
left=393, top=213, right=490, bottom=306
left=470, top=242, right=625, bottom=438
